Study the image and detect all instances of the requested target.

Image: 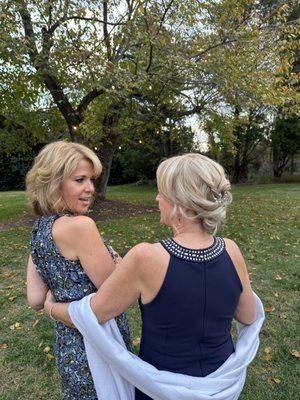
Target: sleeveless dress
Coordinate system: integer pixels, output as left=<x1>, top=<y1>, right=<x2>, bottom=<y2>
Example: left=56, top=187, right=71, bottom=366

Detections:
left=30, top=214, right=132, bottom=400
left=135, top=237, right=243, bottom=400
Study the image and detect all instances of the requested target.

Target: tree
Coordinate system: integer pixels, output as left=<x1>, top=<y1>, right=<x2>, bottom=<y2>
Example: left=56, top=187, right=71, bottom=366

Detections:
left=271, top=116, right=300, bottom=177
left=202, top=0, right=299, bottom=182
left=0, top=0, right=298, bottom=195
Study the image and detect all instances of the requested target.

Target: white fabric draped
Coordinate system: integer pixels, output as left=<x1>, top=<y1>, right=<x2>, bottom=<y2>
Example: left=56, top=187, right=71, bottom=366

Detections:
left=69, top=293, right=264, bottom=400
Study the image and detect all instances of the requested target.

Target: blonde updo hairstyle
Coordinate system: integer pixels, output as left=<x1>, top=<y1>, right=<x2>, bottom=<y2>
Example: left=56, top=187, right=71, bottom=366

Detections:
left=26, top=141, right=102, bottom=216
left=156, top=153, right=232, bottom=234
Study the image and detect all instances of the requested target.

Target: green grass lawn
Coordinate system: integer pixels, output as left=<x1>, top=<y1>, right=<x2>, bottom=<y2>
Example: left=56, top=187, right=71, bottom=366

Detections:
left=0, top=183, right=299, bottom=399
left=0, top=191, right=30, bottom=221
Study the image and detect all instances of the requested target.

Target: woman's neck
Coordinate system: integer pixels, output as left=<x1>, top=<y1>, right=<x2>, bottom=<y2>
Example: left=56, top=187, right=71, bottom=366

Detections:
left=172, top=220, right=212, bottom=245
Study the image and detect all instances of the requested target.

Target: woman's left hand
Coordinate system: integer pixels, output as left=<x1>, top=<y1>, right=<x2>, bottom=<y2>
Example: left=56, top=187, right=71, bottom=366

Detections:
left=44, top=290, right=75, bottom=328
left=44, top=290, right=56, bottom=315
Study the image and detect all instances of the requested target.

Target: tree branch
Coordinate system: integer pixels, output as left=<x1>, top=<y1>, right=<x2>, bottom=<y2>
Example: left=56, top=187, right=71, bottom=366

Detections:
left=76, top=88, right=106, bottom=115
left=19, top=0, right=39, bottom=62
left=18, top=1, right=82, bottom=139
left=158, top=0, right=175, bottom=30
left=103, top=0, right=112, bottom=60
left=48, top=15, right=126, bottom=36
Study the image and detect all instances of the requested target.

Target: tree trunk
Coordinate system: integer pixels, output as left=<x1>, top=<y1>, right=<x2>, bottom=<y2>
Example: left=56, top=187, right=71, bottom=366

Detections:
left=94, top=104, right=121, bottom=200
left=95, top=143, right=117, bottom=200
left=272, top=151, right=289, bottom=178
left=290, top=154, right=295, bottom=174
left=273, top=167, right=282, bottom=178
left=232, top=152, right=248, bottom=183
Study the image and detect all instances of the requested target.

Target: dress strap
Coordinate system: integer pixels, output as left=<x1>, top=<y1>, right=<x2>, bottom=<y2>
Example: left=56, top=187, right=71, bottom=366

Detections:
left=160, top=237, right=225, bottom=262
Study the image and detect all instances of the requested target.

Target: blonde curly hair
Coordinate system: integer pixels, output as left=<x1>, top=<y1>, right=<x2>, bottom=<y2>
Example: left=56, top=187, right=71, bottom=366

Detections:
left=26, top=141, right=102, bottom=215
left=156, top=153, right=232, bottom=234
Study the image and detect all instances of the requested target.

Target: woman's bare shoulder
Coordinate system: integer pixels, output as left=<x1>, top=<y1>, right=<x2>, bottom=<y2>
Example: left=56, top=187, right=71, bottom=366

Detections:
left=224, top=238, right=243, bottom=257
left=129, top=242, right=164, bottom=258
left=126, top=242, right=168, bottom=278
left=223, top=237, right=247, bottom=275
left=53, top=215, right=99, bottom=242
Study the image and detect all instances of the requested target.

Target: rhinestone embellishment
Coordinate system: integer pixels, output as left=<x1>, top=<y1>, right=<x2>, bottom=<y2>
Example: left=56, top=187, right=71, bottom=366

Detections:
left=160, top=237, right=225, bottom=262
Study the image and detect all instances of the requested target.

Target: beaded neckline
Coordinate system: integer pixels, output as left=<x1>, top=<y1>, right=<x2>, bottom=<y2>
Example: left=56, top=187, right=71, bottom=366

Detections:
left=160, top=237, right=225, bottom=262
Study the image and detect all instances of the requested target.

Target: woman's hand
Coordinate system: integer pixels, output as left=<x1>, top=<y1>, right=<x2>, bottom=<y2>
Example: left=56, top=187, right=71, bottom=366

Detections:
left=44, top=290, right=75, bottom=328
left=44, top=290, right=56, bottom=315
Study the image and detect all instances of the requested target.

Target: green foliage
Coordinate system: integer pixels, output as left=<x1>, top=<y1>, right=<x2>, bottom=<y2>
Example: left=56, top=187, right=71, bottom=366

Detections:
left=271, top=115, right=300, bottom=177
left=0, top=0, right=299, bottom=194
left=109, top=121, right=195, bottom=184
left=0, top=151, right=33, bottom=191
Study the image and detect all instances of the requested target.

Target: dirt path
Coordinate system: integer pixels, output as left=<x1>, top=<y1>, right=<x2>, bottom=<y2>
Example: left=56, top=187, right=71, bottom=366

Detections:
left=0, top=200, right=158, bottom=232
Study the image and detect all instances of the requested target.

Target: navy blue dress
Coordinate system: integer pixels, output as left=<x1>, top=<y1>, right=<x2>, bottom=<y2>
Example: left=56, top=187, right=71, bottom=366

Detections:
left=135, top=237, right=242, bottom=400
left=30, top=214, right=131, bottom=400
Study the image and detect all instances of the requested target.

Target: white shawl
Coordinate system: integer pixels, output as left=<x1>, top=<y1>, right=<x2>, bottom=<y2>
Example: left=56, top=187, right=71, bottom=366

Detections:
left=69, top=293, right=264, bottom=400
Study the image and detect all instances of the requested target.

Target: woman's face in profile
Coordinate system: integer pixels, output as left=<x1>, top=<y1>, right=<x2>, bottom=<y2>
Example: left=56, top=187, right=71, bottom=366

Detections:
left=61, top=159, right=95, bottom=214
left=156, top=193, right=173, bottom=226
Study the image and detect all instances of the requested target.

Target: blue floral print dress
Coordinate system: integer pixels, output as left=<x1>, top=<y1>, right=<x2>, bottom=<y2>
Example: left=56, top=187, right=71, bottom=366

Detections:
left=30, top=214, right=131, bottom=400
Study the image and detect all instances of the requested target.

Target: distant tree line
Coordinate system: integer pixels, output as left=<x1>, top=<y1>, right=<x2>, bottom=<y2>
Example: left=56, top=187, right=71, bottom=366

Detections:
left=0, top=113, right=299, bottom=191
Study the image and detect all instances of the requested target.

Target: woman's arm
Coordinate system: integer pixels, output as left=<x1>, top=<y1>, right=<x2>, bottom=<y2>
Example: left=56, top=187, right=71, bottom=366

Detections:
left=27, top=255, right=48, bottom=311
left=54, top=216, right=116, bottom=288
left=90, top=245, right=143, bottom=323
left=44, top=244, right=146, bottom=325
left=225, top=238, right=256, bottom=325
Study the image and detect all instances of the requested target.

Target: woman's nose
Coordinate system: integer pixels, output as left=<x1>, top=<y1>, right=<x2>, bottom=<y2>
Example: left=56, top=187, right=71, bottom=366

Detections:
left=85, top=180, right=94, bottom=192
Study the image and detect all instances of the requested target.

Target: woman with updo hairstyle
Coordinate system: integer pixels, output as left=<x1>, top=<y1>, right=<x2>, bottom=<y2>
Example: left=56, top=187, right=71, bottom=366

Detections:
left=156, top=153, right=232, bottom=234
left=44, top=153, right=257, bottom=400
left=26, top=141, right=131, bottom=400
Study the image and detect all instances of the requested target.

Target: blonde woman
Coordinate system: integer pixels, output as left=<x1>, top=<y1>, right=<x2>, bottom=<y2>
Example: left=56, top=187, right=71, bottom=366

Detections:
left=45, top=153, right=257, bottom=400
left=26, top=141, right=131, bottom=400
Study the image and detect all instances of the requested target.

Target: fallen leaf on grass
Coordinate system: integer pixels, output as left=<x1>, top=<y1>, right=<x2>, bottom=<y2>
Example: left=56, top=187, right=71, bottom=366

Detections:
left=46, top=353, right=55, bottom=360
left=291, top=350, right=300, bottom=358
left=32, top=319, right=39, bottom=327
left=279, top=314, right=287, bottom=319
left=9, top=322, right=21, bottom=330
left=263, top=347, right=271, bottom=361
left=8, top=296, right=16, bottom=301
left=268, top=377, right=281, bottom=385
left=0, top=343, right=8, bottom=349
left=275, top=274, right=283, bottom=280
left=132, top=337, right=141, bottom=346
left=265, top=306, right=275, bottom=313
left=43, top=346, right=51, bottom=353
